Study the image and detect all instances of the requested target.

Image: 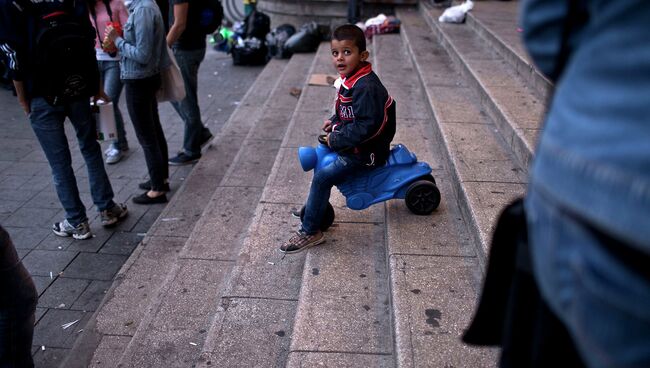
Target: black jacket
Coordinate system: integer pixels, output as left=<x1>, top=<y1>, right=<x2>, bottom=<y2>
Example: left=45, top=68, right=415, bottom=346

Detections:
left=328, top=62, right=396, bottom=167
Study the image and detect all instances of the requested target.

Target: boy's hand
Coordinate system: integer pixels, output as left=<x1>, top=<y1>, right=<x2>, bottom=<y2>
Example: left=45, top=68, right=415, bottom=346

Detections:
left=325, top=133, right=331, bottom=147
left=322, top=119, right=333, bottom=132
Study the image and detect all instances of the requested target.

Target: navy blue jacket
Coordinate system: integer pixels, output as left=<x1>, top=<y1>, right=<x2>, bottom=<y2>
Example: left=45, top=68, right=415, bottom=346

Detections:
left=329, top=62, right=396, bottom=167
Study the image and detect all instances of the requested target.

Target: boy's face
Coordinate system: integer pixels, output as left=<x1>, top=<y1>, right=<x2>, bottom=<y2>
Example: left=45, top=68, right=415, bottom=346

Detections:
left=331, top=39, right=369, bottom=77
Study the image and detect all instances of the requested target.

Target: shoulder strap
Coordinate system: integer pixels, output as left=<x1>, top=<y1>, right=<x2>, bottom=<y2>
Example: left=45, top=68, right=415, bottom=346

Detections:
left=103, top=0, right=113, bottom=21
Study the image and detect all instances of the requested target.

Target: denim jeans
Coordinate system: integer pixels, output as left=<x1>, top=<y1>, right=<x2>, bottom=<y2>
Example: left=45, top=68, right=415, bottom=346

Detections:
left=30, top=98, right=116, bottom=226
left=0, top=227, right=37, bottom=368
left=123, top=74, right=169, bottom=191
left=302, top=155, right=365, bottom=234
left=171, top=47, right=211, bottom=156
left=98, top=60, right=127, bottom=150
left=525, top=184, right=650, bottom=368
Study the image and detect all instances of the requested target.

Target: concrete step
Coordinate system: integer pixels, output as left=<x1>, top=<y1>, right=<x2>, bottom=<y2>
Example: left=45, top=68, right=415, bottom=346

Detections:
left=420, top=0, right=544, bottom=170
left=398, top=7, right=527, bottom=259
left=466, top=0, right=552, bottom=100
left=114, top=52, right=315, bottom=368
left=62, top=57, right=293, bottom=368
left=377, top=32, right=499, bottom=367
left=193, top=42, right=334, bottom=367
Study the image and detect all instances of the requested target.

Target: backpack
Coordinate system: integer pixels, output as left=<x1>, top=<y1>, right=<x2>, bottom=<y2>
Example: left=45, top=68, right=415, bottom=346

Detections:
left=17, top=0, right=99, bottom=106
left=193, top=0, right=223, bottom=35
left=243, top=8, right=270, bottom=40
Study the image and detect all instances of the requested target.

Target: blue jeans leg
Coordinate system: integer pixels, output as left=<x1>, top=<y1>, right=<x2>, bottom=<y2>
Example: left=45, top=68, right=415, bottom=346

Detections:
left=525, top=184, right=650, bottom=368
left=170, top=47, right=211, bottom=156
left=98, top=60, right=127, bottom=150
left=302, top=156, right=363, bottom=234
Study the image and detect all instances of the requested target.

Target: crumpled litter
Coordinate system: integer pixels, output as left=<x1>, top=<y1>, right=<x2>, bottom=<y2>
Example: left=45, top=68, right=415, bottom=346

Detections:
left=363, top=14, right=401, bottom=39
left=439, top=0, right=474, bottom=23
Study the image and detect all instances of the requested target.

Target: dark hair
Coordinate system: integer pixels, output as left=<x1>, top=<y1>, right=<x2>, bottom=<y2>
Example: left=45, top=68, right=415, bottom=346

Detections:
left=332, top=24, right=366, bottom=52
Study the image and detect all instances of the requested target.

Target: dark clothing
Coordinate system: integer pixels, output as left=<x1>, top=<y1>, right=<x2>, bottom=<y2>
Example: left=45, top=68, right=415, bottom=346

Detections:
left=169, top=0, right=206, bottom=50
left=0, top=0, right=95, bottom=97
left=123, top=74, right=169, bottom=191
left=0, top=226, right=37, bottom=368
left=347, top=0, right=361, bottom=23
left=328, top=62, right=396, bottom=167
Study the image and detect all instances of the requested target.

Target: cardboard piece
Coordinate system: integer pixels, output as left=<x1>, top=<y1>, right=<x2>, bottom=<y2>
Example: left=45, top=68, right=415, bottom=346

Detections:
left=309, top=74, right=338, bottom=87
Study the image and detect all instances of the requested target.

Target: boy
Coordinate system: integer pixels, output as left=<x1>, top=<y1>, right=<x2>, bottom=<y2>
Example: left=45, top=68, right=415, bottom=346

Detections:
left=281, top=24, right=396, bottom=253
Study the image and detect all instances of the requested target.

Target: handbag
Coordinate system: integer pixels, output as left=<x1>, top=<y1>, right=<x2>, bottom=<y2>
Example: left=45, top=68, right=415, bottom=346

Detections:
left=157, top=47, right=186, bottom=102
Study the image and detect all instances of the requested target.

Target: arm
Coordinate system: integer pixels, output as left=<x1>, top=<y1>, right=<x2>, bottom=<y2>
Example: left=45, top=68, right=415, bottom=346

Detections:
left=110, top=7, right=157, bottom=64
left=166, top=2, right=188, bottom=47
left=329, top=86, right=385, bottom=152
left=0, top=4, right=29, bottom=113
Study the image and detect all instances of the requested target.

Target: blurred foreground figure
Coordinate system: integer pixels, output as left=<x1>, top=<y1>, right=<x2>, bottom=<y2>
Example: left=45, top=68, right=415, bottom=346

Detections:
left=522, top=1, right=650, bottom=367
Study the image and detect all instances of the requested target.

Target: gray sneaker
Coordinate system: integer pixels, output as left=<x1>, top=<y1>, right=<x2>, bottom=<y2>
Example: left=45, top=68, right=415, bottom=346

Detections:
left=105, top=146, right=123, bottom=165
left=101, top=203, right=128, bottom=227
left=53, top=219, right=92, bottom=240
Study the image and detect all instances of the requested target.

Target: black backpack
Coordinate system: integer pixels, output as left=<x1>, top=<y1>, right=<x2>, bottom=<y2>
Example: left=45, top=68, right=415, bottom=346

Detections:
left=193, top=0, right=223, bottom=35
left=17, top=0, right=99, bottom=106
left=243, top=8, right=270, bottom=40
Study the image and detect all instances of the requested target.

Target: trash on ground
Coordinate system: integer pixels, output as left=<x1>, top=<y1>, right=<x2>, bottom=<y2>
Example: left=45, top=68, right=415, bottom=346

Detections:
left=189, top=342, right=198, bottom=346
left=267, top=261, right=275, bottom=265
left=41, top=346, right=45, bottom=351
left=62, top=319, right=79, bottom=330
left=289, top=87, right=302, bottom=98
left=57, top=303, right=65, bottom=309
left=49, top=271, right=53, bottom=279
left=363, top=14, right=401, bottom=39
left=137, top=233, right=147, bottom=237
left=161, top=217, right=182, bottom=222
left=308, top=74, right=338, bottom=87
left=439, top=0, right=474, bottom=23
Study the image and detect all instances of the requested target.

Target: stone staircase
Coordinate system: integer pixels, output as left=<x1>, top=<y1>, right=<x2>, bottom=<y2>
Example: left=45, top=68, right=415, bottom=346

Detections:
left=62, top=1, right=548, bottom=367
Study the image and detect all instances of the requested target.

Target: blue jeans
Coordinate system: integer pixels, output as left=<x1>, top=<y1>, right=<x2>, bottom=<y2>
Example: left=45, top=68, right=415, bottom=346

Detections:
left=302, top=155, right=365, bottom=234
left=98, top=60, right=127, bottom=150
left=525, top=184, right=650, bottom=368
left=171, top=47, right=211, bottom=156
left=30, top=98, right=116, bottom=226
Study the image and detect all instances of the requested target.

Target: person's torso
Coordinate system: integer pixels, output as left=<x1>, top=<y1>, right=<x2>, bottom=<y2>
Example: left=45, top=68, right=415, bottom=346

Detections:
left=169, top=0, right=207, bottom=50
left=120, top=0, right=167, bottom=79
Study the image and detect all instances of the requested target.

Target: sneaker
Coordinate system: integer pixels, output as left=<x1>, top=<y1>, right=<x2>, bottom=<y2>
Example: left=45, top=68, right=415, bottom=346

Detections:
left=168, top=152, right=201, bottom=166
left=280, top=229, right=325, bottom=254
left=100, top=203, right=128, bottom=227
left=53, top=219, right=92, bottom=240
left=138, top=180, right=170, bottom=192
left=105, top=146, right=123, bottom=164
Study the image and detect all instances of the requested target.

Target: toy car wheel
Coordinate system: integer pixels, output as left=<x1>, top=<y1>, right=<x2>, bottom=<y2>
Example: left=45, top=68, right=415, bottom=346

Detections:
left=405, top=180, right=441, bottom=215
left=421, top=174, right=437, bottom=185
left=299, top=202, right=335, bottom=231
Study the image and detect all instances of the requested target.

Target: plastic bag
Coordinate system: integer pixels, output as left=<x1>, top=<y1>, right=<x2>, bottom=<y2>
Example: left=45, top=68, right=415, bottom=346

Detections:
left=439, top=0, right=474, bottom=23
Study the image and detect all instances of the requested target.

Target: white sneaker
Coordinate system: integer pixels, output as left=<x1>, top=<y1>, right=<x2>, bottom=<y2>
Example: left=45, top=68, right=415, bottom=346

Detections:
left=53, top=219, right=92, bottom=240
left=105, top=146, right=123, bottom=164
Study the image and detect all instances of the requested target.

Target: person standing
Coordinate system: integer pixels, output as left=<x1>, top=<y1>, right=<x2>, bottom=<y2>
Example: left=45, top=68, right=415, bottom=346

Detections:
left=105, top=0, right=171, bottom=204
left=166, top=0, right=214, bottom=166
left=0, top=0, right=128, bottom=240
left=88, top=0, right=130, bottom=164
left=522, top=1, right=650, bottom=367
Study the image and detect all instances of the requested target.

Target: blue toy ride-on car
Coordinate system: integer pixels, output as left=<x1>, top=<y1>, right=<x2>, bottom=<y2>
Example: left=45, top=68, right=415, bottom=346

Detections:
left=297, top=135, right=441, bottom=231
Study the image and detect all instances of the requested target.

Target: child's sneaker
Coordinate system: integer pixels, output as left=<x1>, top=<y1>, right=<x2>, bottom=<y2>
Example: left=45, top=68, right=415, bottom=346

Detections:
left=280, top=229, right=325, bottom=254
left=52, top=219, right=92, bottom=240
left=100, top=203, right=128, bottom=227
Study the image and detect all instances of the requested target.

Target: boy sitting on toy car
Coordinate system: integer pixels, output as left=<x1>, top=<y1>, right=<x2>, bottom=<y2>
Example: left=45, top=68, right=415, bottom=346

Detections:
left=280, top=24, right=396, bottom=253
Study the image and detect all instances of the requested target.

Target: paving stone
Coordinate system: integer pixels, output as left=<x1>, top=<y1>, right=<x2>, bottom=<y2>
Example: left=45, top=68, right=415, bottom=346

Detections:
left=0, top=188, right=39, bottom=203
left=3, top=207, right=60, bottom=228
left=281, top=110, right=326, bottom=148
left=22, top=250, right=78, bottom=277
left=35, top=307, right=48, bottom=323
left=247, top=107, right=294, bottom=142
left=390, top=255, right=498, bottom=367
left=65, top=226, right=114, bottom=253
left=38, top=277, right=91, bottom=309
left=99, top=231, right=142, bottom=255
left=3, top=161, right=51, bottom=177
left=63, top=253, right=127, bottom=281
left=0, top=199, right=24, bottom=217
left=197, top=298, right=296, bottom=368
left=220, top=138, right=282, bottom=188
left=130, top=204, right=165, bottom=234
left=36, top=232, right=75, bottom=251
left=291, top=223, right=392, bottom=355
left=32, top=346, right=69, bottom=368
left=70, top=280, right=112, bottom=312
left=3, top=226, right=50, bottom=250
left=23, top=190, right=64, bottom=209
left=32, top=276, right=55, bottom=296
left=286, top=352, right=394, bottom=368
left=33, top=309, right=92, bottom=348
left=298, top=85, right=337, bottom=113
left=88, top=335, right=132, bottom=368
left=260, top=147, right=312, bottom=205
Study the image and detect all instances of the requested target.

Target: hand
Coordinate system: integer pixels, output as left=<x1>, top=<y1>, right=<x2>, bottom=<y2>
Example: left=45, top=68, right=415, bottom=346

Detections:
left=93, top=90, right=111, bottom=104
left=18, top=95, right=30, bottom=115
left=322, top=119, right=333, bottom=132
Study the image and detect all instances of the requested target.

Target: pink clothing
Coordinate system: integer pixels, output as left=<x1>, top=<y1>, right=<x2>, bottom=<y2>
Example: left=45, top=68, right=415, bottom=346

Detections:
left=88, top=0, right=129, bottom=49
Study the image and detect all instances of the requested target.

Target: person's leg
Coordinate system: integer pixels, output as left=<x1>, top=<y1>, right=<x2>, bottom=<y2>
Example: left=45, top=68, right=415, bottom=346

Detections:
left=124, top=76, right=168, bottom=192
left=29, top=98, right=87, bottom=226
left=526, top=184, right=650, bottom=368
left=150, top=86, right=169, bottom=183
left=347, top=0, right=361, bottom=23
left=301, top=156, right=362, bottom=234
left=170, top=47, right=211, bottom=160
left=66, top=99, right=116, bottom=212
left=101, top=60, right=127, bottom=151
